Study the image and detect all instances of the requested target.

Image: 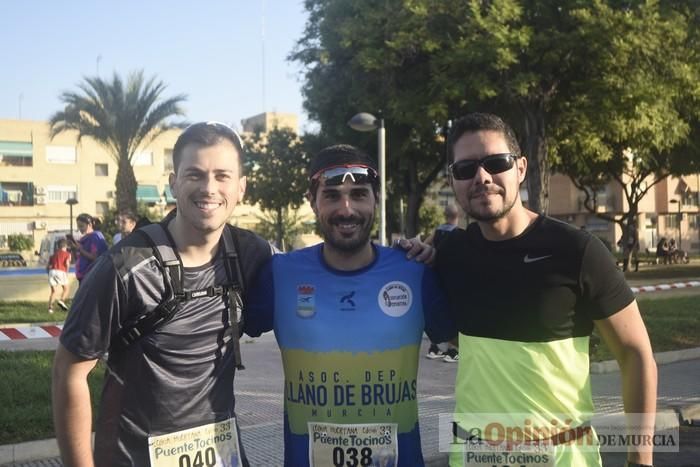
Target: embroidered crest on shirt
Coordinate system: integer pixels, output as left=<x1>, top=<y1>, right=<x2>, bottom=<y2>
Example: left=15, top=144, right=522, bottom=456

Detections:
left=296, top=284, right=316, bottom=318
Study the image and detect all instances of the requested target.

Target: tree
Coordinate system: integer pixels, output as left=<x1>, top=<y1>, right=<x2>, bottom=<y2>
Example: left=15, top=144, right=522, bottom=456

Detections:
left=552, top=1, right=700, bottom=270
left=293, top=0, right=700, bottom=225
left=292, top=1, right=450, bottom=237
left=253, top=208, right=315, bottom=251
left=243, top=127, right=311, bottom=250
left=49, top=71, right=186, bottom=213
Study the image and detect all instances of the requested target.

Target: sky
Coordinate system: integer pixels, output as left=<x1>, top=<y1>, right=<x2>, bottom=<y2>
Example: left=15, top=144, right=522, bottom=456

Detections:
left=0, top=0, right=312, bottom=132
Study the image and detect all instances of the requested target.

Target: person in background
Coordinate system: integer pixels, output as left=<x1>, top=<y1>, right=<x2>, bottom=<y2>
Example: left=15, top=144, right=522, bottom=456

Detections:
left=66, top=213, right=108, bottom=284
left=424, top=204, right=461, bottom=362
left=112, top=210, right=137, bottom=245
left=47, top=238, right=71, bottom=313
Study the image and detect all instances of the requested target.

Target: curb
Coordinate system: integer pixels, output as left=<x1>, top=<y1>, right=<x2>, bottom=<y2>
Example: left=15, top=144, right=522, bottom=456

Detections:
left=678, top=403, right=700, bottom=426
left=590, top=346, right=700, bottom=374
left=0, top=438, right=59, bottom=465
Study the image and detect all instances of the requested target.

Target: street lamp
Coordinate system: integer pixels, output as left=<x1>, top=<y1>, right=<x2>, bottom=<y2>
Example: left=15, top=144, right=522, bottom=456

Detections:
left=348, top=112, right=387, bottom=245
left=670, top=198, right=682, bottom=250
left=66, top=198, right=78, bottom=234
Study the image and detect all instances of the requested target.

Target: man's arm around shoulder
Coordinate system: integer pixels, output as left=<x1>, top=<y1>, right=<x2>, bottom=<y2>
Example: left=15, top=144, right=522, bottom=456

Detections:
left=52, top=343, right=99, bottom=467
left=595, top=300, right=657, bottom=466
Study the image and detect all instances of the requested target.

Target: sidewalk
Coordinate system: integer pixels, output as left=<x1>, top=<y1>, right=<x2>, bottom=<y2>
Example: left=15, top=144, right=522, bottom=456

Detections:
left=1, top=332, right=699, bottom=466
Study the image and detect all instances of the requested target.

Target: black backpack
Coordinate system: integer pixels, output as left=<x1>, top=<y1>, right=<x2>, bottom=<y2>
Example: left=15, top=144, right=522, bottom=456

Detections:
left=112, top=223, right=247, bottom=369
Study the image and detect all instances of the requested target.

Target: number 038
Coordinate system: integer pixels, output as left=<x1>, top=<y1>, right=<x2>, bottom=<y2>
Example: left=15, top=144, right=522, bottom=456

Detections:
left=332, top=446, right=373, bottom=467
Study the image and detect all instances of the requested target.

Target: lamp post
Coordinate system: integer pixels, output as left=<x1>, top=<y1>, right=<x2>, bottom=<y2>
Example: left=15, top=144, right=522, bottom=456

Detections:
left=66, top=198, right=78, bottom=234
left=670, top=198, right=682, bottom=250
left=348, top=112, right=387, bottom=245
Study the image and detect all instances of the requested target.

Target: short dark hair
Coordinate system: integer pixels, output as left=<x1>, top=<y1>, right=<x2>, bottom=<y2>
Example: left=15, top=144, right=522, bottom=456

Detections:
left=447, top=113, right=521, bottom=162
left=308, top=144, right=379, bottom=200
left=118, top=210, right=137, bottom=223
left=76, top=213, right=94, bottom=225
left=172, top=121, right=245, bottom=174
left=76, top=213, right=101, bottom=230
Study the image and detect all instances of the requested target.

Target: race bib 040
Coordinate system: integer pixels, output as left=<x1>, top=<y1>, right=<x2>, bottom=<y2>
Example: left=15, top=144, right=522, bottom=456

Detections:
left=148, top=417, right=241, bottom=467
left=309, top=422, right=398, bottom=467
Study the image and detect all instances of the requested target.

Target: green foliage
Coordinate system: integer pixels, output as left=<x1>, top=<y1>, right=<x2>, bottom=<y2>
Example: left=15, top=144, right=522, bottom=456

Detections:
left=293, top=0, right=700, bottom=220
left=418, top=203, right=443, bottom=239
left=0, top=351, right=105, bottom=444
left=0, top=301, right=68, bottom=325
left=49, top=71, right=187, bottom=213
left=551, top=1, right=700, bottom=248
left=7, top=234, right=33, bottom=252
left=243, top=128, right=311, bottom=248
left=251, top=208, right=315, bottom=251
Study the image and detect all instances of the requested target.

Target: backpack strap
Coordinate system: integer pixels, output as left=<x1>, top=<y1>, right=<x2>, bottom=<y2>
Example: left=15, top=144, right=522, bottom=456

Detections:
left=112, top=223, right=247, bottom=373
left=113, top=224, right=184, bottom=351
left=221, top=225, right=246, bottom=370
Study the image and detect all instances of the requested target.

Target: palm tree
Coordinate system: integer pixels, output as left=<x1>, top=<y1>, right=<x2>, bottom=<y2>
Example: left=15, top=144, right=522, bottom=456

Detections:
left=49, top=70, right=187, bottom=212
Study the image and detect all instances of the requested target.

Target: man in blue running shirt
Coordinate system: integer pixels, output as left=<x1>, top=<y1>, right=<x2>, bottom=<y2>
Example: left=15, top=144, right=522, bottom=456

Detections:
left=246, top=144, right=455, bottom=466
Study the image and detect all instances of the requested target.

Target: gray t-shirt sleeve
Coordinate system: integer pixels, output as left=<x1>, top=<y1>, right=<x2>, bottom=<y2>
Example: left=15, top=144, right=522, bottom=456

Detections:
left=60, top=254, right=127, bottom=359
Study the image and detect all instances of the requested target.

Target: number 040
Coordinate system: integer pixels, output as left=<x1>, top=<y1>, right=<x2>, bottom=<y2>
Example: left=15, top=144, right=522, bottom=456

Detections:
left=178, top=447, right=217, bottom=467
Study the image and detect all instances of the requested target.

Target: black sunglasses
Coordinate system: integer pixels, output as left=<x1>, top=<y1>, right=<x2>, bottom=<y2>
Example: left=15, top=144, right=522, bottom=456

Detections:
left=449, top=153, right=519, bottom=180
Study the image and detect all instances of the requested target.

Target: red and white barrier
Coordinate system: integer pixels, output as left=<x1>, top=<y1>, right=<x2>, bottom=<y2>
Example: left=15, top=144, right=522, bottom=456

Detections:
left=0, top=281, right=699, bottom=340
left=0, top=324, right=63, bottom=341
left=630, top=280, right=700, bottom=294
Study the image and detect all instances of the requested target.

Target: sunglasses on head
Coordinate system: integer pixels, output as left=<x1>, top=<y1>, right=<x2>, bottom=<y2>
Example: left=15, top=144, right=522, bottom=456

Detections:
left=311, top=165, right=378, bottom=186
left=449, top=153, right=519, bottom=180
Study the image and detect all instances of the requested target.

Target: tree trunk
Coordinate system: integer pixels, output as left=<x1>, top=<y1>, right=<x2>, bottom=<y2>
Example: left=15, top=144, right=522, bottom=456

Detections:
left=521, top=106, right=550, bottom=214
left=403, top=157, right=421, bottom=238
left=116, top=153, right=138, bottom=214
left=276, top=206, right=285, bottom=251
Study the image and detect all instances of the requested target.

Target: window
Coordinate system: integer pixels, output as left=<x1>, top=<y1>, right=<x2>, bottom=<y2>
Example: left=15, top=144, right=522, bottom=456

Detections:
left=0, top=141, right=33, bottom=167
left=46, top=185, right=78, bottom=203
left=683, top=191, right=699, bottom=207
left=132, top=151, right=153, bottom=166
left=95, top=202, right=109, bottom=217
left=164, top=149, right=174, bottom=173
left=665, top=214, right=679, bottom=230
left=46, top=145, right=76, bottom=164
left=95, top=163, right=109, bottom=176
left=0, top=182, right=33, bottom=206
left=689, top=214, right=700, bottom=230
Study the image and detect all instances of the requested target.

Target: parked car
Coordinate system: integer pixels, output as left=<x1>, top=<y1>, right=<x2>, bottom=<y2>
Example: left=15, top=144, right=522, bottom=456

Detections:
left=0, top=252, right=28, bottom=267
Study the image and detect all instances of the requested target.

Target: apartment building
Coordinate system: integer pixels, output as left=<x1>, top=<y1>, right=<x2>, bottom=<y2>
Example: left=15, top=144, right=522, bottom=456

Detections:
left=549, top=173, right=700, bottom=254
left=0, top=114, right=304, bottom=252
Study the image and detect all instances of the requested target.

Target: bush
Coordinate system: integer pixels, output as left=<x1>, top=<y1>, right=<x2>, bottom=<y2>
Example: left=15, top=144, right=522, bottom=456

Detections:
left=7, top=234, right=33, bottom=252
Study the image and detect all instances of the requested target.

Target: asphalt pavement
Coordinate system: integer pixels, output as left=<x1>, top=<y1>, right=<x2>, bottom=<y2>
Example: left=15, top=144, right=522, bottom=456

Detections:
left=1, top=332, right=699, bottom=466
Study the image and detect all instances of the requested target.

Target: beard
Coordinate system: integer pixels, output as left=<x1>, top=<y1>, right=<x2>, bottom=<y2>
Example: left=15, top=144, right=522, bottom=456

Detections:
left=465, top=187, right=518, bottom=222
left=319, top=212, right=374, bottom=253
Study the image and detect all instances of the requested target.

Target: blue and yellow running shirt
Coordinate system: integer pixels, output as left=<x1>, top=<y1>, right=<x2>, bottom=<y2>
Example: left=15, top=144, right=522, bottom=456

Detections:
left=246, top=243, right=454, bottom=467
left=436, top=216, right=636, bottom=466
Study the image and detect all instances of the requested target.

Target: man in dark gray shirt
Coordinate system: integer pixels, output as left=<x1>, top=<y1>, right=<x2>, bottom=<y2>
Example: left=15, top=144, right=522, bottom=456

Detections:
left=52, top=122, right=272, bottom=467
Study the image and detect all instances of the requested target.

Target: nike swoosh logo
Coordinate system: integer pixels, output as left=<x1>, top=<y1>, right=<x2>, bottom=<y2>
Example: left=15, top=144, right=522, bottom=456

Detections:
left=523, top=254, right=552, bottom=263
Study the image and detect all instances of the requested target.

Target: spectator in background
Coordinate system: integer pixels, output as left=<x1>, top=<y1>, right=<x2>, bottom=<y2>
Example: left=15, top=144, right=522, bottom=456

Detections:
left=424, top=204, right=461, bottom=362
left=656, top=237, right=669, bottom=264
left=47, top=238, right=71, bottom=313
left=112, top=210, right=137, bottom=245
left=66, top=213, right=108, bottom=284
